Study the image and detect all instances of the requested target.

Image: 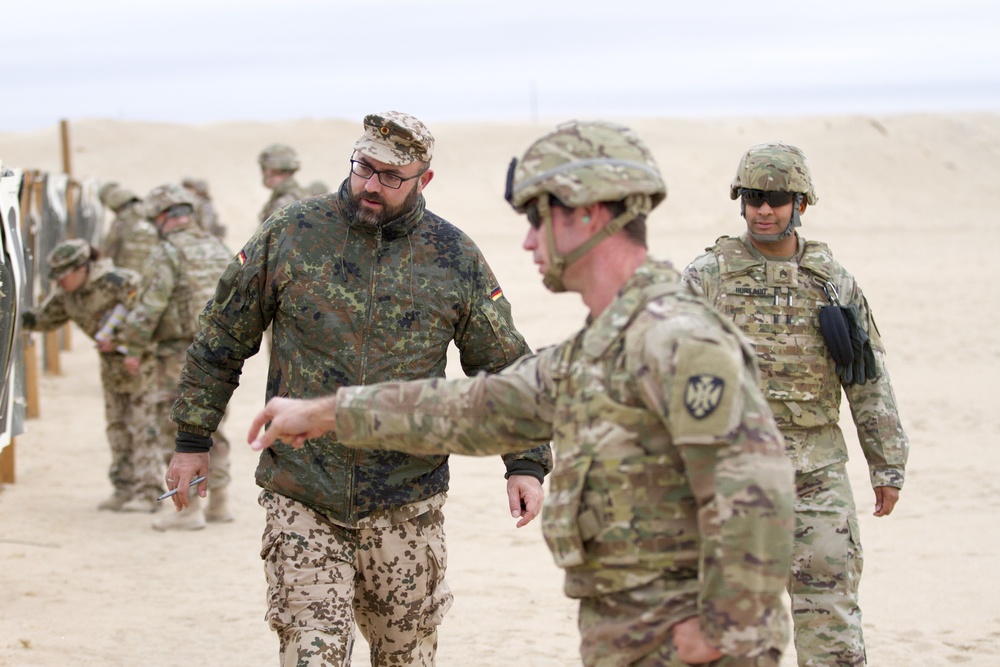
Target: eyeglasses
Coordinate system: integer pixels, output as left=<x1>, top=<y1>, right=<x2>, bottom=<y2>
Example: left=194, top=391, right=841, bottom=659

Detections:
left=350, top=160, right=425, bottom=190
left=739, top=188, right=796, bottom=208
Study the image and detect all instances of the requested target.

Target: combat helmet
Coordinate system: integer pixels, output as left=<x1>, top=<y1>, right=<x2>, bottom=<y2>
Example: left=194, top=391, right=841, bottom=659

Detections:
left=731, top=141, right=817, bottom=242
left=99, top=183, right=141, bottom=212
left=505, top=120, right=666, bottom=292
left=47, top=238, right=92, bottom=280
left=258, top=144, right=300, bottom=172
left=143, top=183, right=196, bottom=222
left=181, top=177, right=210, bottom=198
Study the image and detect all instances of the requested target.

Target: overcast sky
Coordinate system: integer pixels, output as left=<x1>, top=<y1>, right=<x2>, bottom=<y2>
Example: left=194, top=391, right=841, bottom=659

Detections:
left=4, top=0, right=999, bottom=132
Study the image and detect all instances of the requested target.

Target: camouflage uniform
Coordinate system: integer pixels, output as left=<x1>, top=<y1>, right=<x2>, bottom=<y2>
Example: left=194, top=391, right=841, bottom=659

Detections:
left=22, top=250, right=162, bottom=507
left=334, top=259, right=795, bottom=666
left=173, top=113, right=551, bottom=666
left=258, top=144, right=306, bottom=225
left=182, top=178, right=226, bottom=239
left=315, top=121, right=795, bottom=667
left=120, top=189, right=234, bottom=497
left=99, top=184, right=160, bottom=275
left=683, top=143, right=909, bottom=667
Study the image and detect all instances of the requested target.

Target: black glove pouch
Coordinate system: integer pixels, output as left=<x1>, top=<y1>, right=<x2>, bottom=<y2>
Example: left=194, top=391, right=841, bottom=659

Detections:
left=819, top=304, right=854, bottom=368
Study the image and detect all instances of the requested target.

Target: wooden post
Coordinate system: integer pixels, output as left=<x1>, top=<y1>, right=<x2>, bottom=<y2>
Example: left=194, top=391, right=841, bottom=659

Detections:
left=23, top=334, right=39, bottom=419
left=59, top=119, right=73, bottom=352
left=0, top=439, right=13, bottom=484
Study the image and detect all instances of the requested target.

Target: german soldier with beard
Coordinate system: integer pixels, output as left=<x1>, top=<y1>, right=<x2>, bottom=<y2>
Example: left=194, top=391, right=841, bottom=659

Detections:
left=165, top=111, right=552, bottom=666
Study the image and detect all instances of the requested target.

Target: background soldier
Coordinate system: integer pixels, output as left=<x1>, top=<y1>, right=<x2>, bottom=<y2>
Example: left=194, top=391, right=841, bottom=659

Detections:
left=683, top=142, right=909, bottom=666
left=115, top=184, right=235, bottom=531
left=182, top=177, right=227, bottom=239
left=248, top=121, right=797, bottom=667
left=257, top=143, right=305, bottom=224
left=22, top=239, right=163, bottom=512
left=97, top=182, right=159, bottom=274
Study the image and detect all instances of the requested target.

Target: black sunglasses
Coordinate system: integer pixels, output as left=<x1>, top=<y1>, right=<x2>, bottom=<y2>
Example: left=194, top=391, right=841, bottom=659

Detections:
left=739, top=188, right=796, bottom=208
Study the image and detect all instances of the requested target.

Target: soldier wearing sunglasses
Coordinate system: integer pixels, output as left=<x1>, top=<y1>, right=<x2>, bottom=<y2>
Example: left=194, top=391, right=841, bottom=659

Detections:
left=683, top=142, right=909, bottom=666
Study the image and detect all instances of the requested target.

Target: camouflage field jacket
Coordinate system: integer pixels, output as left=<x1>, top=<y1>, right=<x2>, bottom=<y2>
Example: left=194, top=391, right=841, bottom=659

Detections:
left=23, top=259, right=148, bottom=391
left=684, top=233, right=908, bottom=488
left=259, top=177, right=305, bottom=225
left=173, top=180, right=551, bottom=525
left=334, top=259, right=795, bottom=657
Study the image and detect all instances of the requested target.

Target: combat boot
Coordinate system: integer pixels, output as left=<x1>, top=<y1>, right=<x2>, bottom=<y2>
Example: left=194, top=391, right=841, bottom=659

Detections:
left=152, top=495, right=206, bottom=531
left=98, top=491, right=129, bottom=511
left=120, top=496, right=159, bottom=513
left=205, top=487, right=235, bottom=523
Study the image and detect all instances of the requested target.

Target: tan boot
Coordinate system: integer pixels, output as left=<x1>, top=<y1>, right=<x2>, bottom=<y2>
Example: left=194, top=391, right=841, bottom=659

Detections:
left=121, top=497, right=159, bottom=513
left=98, top=492, right=129, bottom=511
left=205, top=487, right=235, bottom=523
left=152, top=495, right=206, bottom=531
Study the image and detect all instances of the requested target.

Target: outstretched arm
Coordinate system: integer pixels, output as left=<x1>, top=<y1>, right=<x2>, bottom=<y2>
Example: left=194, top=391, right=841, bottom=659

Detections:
left=248, top=395, right=338, bottom=451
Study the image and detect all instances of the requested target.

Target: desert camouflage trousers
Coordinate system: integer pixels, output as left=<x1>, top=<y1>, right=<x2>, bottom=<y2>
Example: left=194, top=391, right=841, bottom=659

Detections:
left=577, top=578, right=782, bottom=667
left=259, top=490, right=453, bottom=667
left=155, top=348, right=231, bottom=489
left=103, top=363, right=163, bottom=503
left=790, top=462, right=865, bottom=666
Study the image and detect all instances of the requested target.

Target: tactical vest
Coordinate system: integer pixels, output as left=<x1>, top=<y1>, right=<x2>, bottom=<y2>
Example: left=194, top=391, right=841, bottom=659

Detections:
left=542, top=280, right=700, bottom=578
left=161, top=229, right=232, bottom=340
left=709, top=237, right=842, bottom=430
left=116, top=206, right=160, bottom=275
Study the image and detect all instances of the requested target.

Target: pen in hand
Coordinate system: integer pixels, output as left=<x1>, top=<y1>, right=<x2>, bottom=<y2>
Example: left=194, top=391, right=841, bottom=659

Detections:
left=157, top=475, right=207, bottom=501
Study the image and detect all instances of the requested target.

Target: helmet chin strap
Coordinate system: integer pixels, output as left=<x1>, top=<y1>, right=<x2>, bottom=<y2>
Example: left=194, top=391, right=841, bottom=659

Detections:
left=745, top=193, right=803, bottom=243
left=539, top=193, right=651, bottom=293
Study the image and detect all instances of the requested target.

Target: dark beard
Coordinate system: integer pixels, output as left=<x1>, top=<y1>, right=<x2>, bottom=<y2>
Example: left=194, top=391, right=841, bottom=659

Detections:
left=348, top=183, right=421, bottom=227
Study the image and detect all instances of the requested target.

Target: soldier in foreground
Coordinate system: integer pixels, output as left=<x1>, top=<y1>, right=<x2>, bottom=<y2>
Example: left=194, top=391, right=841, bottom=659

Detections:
left=164, top=111, right=551, bottom=666
left=248, top=121, right=796, bottom=666
left=113, top=185, right=235, bottom=529
left=257, top=143, right=306, bottom=224
left=682, top=142, right=909, bottom=666
left=22, top=239, right=163, bottom=511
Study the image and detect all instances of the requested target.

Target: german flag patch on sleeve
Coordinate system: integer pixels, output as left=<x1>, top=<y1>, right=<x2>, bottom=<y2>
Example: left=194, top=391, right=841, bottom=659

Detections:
left=490, top=286, right=503, bottom=301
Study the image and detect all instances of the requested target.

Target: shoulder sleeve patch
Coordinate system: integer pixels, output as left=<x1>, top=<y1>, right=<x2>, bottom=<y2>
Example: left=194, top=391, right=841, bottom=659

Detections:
left=668, top=336, right=743, bottom=445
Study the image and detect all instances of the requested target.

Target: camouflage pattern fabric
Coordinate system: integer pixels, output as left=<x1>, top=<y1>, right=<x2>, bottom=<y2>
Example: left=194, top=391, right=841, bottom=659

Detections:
left=578, top=579, right=783, bottom=666
left=120, top=224, right=232, bottom=354
left=119, top=223, right=233, bottom=484
left=173, top=180, right=550, bottom=525
left=334, top=259, right=795, bottom=662
left=103, top=202, right=160, bottom=275
left=507, top=120, right=665, bottom=212
left=354, top=111, right=434, bottom=165
left=729, top=142, right=818, bottom=204
left=259, top=177, right=306, bottom=225
left=190, top=192, right=226, bottom=239
left=683, top=233, right=909, bottom=666
left=259, top=490, right=452, bottom=667
left=21, top=259, right=163, bottom=501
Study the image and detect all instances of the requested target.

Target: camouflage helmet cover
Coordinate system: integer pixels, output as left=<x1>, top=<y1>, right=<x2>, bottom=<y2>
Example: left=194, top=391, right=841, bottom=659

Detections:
left=143, top=183, right=196, bottom=220
left=730, top=141, right=818, bottom=205
left=258, top=143, right=300, bottom=171
left=181, top=177, right=210, bottom=197
left=507, top=120, right=666, bottom=213
left=47, top=238, right=92, bottom=280
left=100, top=183, right=141, bottom=212
left=97, top=181, right=120, bottom=205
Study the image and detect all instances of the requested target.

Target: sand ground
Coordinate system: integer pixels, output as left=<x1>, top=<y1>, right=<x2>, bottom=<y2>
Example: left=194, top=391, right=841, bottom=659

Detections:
left=1, top=113, right=999, bottom=665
